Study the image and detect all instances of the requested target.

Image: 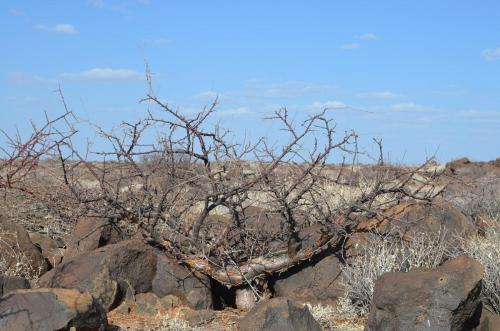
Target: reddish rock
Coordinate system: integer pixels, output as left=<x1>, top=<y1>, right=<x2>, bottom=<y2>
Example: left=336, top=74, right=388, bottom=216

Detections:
left=367, top=256, right=484, bottom=331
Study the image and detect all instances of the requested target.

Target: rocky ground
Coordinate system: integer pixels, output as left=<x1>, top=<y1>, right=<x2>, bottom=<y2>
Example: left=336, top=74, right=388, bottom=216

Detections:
left=0, top=158, right=499, bottom=331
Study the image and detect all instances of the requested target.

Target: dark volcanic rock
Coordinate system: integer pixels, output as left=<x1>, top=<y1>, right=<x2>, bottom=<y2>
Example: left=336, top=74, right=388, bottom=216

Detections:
left=39, top=239, right=212, bottom=311
left=153, top=254, right=212, bottom=309
left=273, top=254, right=344, bottom=305
left=28, top=232, right=64, bottom=268
left=0, top=275, right=30, bottom=297
left=39, top=240, right=158, bottom=311
left=0, top=288, right=107, bottom=331
left=354, top=200, right=475, bottom=246
left=239, top=297, right=321, bottom=331
left=476, top=308, right=500, bottom=331
left=367, top=255, right=484, bottom=331
left=63, top=216, right=128, bottom=262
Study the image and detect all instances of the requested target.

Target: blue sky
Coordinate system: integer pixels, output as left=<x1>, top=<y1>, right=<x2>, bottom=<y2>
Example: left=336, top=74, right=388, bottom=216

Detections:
left=1, top=1, right=499, bottom=163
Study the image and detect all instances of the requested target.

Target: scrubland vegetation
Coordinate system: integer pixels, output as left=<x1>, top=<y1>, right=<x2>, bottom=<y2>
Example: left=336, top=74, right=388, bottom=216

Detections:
left=1, top=82, right=499, bottom=330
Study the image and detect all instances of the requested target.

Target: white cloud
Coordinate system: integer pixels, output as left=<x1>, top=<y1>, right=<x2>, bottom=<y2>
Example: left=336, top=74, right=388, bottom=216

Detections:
left=389, top=103, right=433, bottom=112
left=194, top=91, right=220, bottom=100
left=431, top=89, right=468, bottom=97
left=35, top=23, right=77, bottom=34
left=359, top=33, right=378, bottom=41
left=481, top=48, right=500, bottom=61
left=217, top=106, right=254, bottom=116
left=88, top=0, right=149, bottom=13
left=150, top=38, right=170, bottom=45
left=60, top=68, right=143, bottom=81
left=88, top=0, right=119, bottom=10
left=457, top=110, right=500, bottom=121
left=359, top=91, right=403, bottom=99
left=340, top=43, right=360, bottom=50
left=140, top=37, right=171, bottom=46
left=8, top=73, right=57, bottom=85
left=243, top=80, right=336, bottom=98
left=9, top=68, right=143, bottom=85
left=8, top=9, right=25, bottom=16
left=309, top=100, right=348, bottom=110
left=308, top=100, right=372, bottom=114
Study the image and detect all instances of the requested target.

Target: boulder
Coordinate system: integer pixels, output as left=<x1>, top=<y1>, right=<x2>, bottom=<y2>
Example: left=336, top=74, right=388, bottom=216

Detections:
left=367, top=255, right=484, bottom=331
left=476, top=308, right=500, bottom=331
left=63, top=216, right=128, bottom=262
left=355, top=200, right=475, bottom=245
left=111, top=292, right=182, bottom=317
left=239, top=297, right=321, bottom=331
left=152, top=254, right=213, bottom=310
left=108, top=293, right=213, bottom=330
left=0, top=275, right=30, bottom=297
left=39, top=240, right=212, bottom=311
left=0, top=288, right=107, bottom=331
left=28, top=232, right=64, bottom=268
left=0, top=216, right=49, bottom=278
left=273, top=254, right=344, bottom=305
left=236, top=287, right=257, bottom=310
left=39, top=240, right=157, bottom=311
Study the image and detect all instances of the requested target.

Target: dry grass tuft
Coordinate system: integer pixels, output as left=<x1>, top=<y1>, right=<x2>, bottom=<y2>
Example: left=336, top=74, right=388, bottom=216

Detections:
left=338, top=229, right=450, bottom=317
left=0, top=230, right=43, bottom=280
left=452, top=226, right=500, bottom=313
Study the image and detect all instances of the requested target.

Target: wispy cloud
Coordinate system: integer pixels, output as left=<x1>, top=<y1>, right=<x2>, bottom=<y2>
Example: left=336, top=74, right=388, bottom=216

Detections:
left=431, top=89, right=469, bottom=97
left=359, top=91, right=403, bottom=99
left=340, top=43, right=360, bottom=50
left=8, top=9, right=25, bottom=16
left=481, top=47, right=500, bottom=61
left=145, top=37, right=171, bottom=45
left=242, top=80, right=336, bottom=98
left=10, top=68, right=143, bottom=85
left=308, top=100, right=372, bottom=114
left=359, top=33, right=378, bottom=41
left=8, top=73, right=57, bottom=85
left=216, top=106, right=254, bottom=116
left=309, top=100, right=348, bottom=110
left=194, top=90, right=221, bottom=100
left=88, top=0, right=120, bottom=10
left=389, top=103, right=434, bottom=112
left=60, top=68, right=142, bottom=81
left=457, top=110, right=500, bottom=122
left=35, top=23, right=77, bottom=34
left=88, top=0, right=149, bottom=14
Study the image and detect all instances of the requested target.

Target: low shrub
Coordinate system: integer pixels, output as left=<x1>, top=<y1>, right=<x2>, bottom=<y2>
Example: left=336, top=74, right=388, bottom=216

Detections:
left=338, top=229, right=450, bottom=317
left=0, top=230, right=43, bottom=280
left=452, top=227, right=500, bottom=313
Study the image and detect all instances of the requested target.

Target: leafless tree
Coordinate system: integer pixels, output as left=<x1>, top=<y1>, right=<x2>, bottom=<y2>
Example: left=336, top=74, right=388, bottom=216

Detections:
left=0, top=107, right=74, bottom=196
left=44, top=76, right=442, bottom=292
